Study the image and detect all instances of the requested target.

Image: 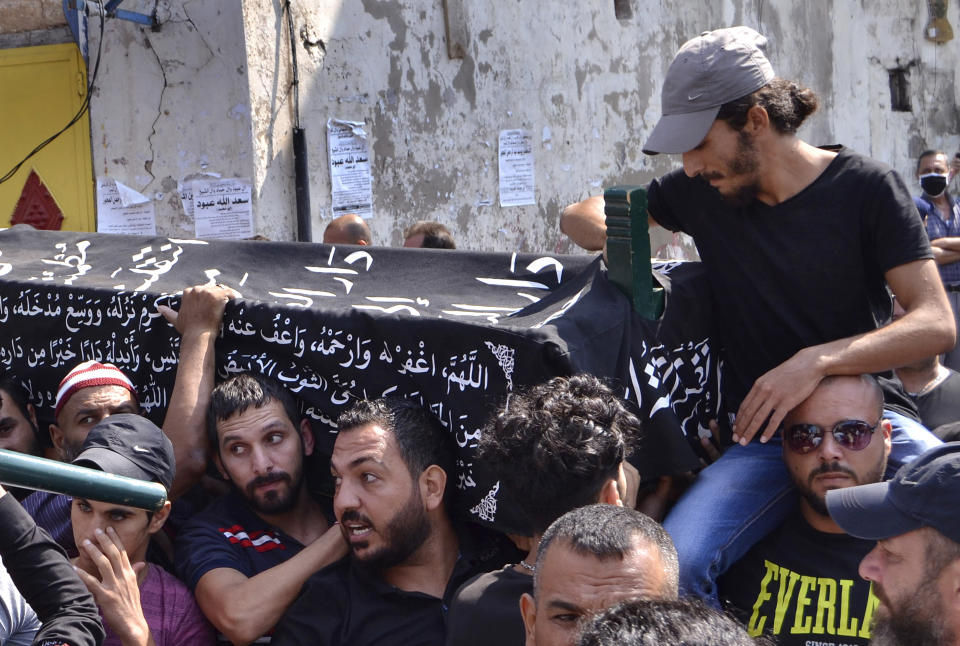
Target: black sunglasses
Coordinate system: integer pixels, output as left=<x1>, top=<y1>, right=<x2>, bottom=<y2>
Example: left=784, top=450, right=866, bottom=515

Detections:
left=783, top=420, right=878, bottom=454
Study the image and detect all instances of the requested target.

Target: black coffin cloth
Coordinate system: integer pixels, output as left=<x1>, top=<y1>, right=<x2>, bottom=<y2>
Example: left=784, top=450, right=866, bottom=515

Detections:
left=0, top=228, right=711, bottom=532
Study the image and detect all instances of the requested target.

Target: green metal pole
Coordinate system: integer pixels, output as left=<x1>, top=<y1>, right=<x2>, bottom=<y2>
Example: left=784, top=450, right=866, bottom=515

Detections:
left=0, top=449, right=167, bottom=511
left=604, top=185, right=665, bottom=320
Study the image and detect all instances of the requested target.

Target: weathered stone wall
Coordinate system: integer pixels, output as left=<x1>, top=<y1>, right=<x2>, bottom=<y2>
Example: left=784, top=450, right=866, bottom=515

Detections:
left=0, top=0, right=64, bottom=33
left=3, top=0, right=960, bottom=248
left=84, top=0, right=257, bottom=239
left=280, top=0, right=838, bottom=251
left=831, top=0, right=960, bottom=184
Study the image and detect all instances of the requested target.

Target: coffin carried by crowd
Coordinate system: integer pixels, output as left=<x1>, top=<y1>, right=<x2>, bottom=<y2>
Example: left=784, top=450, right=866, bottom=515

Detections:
left=0, top=226, right=714, bottom=532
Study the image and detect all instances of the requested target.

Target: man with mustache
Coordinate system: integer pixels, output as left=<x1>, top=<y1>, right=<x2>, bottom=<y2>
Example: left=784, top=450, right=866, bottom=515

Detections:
left=271, top=398, right=503, bottom=646
left=913, top=150, right=960, bottom=371
left=175, top=373, right=346, bottom=645
left=827, top=442, right=960, bottom=646
left=718, top=375, right=890, bottom=645
left=562, top=26, right=950, bottom=602
left=446, top=374, right=640, bottom=646
left=23, top=283, right=238, bottom=553
left=520, top=505, right=679, bottom=646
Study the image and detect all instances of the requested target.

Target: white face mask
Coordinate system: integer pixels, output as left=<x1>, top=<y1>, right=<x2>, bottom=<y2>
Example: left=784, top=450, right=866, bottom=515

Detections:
left=920, top=172, right=949, bottom=197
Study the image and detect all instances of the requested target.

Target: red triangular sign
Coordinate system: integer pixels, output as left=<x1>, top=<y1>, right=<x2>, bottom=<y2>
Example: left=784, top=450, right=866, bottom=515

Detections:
left=9, top=169, right=65, bottom=230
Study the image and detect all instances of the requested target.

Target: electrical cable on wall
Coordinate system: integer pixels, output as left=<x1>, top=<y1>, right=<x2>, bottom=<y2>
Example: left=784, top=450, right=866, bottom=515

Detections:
left=0, top=1, right=106, bottom=185
left=286, top=0, right=301, bottom=130
left=286, top=0, right=312, bottom=242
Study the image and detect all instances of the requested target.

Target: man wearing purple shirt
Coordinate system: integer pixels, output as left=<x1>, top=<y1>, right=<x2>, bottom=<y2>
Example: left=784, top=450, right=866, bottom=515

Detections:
left=71, top=414, right=215, bottom=646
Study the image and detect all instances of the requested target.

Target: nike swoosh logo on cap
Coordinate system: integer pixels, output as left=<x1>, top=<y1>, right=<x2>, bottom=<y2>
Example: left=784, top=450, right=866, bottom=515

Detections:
left=688, top=92, right=703, bottom=100
left=132, top=445, right=151, bottom=454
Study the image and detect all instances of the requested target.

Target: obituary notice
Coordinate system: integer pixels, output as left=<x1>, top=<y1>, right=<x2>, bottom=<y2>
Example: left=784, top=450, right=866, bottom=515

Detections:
left=498, top=129, right=536, bottom=207
left=192, top=178, right=254, bottom=240
left=96, top=178, right=156, bottom=236
left=327, top=119, right=373, bottom=219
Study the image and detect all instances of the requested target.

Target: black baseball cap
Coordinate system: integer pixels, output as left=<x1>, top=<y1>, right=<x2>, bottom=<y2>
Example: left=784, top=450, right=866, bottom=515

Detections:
left=72, top=414, right=176, bottom=493
left=826, top=442, right=960, bottom=543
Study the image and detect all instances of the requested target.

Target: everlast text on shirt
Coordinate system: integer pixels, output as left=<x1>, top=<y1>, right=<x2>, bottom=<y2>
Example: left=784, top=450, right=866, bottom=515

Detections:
left=747, top=559, right=879, bottom=643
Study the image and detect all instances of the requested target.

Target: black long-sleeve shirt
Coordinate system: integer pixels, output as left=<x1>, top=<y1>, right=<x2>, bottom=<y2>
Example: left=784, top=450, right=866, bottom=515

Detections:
left=0, top=493, right=104, bottom=646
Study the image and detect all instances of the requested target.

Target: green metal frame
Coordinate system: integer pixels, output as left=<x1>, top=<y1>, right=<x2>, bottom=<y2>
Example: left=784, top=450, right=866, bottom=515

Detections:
left=604, top=185, right=665, bottom=319
left=0, top=449, right=167, bottom=511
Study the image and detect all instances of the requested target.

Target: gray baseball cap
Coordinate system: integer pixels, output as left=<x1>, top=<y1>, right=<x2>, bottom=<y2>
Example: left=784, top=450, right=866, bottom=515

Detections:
left=643, top=26, right=776, bottom=155
left=826, top=443, right=960, bottom=543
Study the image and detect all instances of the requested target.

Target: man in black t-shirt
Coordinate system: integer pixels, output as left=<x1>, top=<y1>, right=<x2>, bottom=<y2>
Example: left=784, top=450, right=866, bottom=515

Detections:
left=568, top=26, right=953, bottom=439
left=719, top=375, right=889, bottom=646
left=563, top=26, right=951, bottom=602
left=272, top=398, right=504, bottom=646
left=890, top=296, right=960, bottom=433
left=446, top=375, right=641, bottom=646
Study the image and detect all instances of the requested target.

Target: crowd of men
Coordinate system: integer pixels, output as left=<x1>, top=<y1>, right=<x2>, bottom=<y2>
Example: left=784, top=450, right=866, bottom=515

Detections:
left=0, top=24, right=959, bottom=646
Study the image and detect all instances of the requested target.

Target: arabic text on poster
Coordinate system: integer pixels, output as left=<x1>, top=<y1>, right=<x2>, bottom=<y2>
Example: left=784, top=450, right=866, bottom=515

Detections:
left=193, top=179, right=254, bottom=240
left=498, top=129, right=536, bottom=207
left=96, top=178, right=157, bottom=236
left=327, top=119, right=374, bottom=219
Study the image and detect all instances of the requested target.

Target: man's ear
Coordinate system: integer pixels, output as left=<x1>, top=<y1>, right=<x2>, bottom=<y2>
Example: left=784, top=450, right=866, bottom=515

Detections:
left=212, top=451, right=229, bottom=480
left=299, top=418, right=315, bottom=456
left=520, top=592, right=537, bottom=646
left=26, top=403, right=38, bottom=428
left=881, top=419, right=893, bottom=457
left=599, top=477, right=624, bottom=507
left=419, top=465, right=447, bottom=512
left=49, top=423, right=68, bottom=460
left=147, top=500, right=172, bottom=534
left=745, top=104, right=770, bottom=133
left=943, top=557, right=960, bottom=616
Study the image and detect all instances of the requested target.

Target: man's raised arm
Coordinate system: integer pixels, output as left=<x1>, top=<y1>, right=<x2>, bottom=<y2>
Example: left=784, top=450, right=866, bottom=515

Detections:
left=560, top=195, right=662, bottom=259
left=157, top=284, right=238, bottom=500
left=560, top=196, right=607, bottom=251
left=733, top=258, right=955, bottom=444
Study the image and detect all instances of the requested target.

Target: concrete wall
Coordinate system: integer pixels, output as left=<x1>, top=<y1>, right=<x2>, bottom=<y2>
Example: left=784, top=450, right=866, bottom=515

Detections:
left=0, top=0, right=64, bottom=33
left=85, top=0, right=258, bottom=238
left=3, top=0, right=960, bottom=249
left=831, top=0, right=960, bottom=184
left=262, top=0, right=835, bottom=251
left=0, top=0, right=70, bottom=48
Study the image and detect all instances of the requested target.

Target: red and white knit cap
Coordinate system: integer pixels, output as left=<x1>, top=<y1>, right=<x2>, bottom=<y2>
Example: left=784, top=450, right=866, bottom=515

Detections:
left=54, top=360, right=138, bottom=420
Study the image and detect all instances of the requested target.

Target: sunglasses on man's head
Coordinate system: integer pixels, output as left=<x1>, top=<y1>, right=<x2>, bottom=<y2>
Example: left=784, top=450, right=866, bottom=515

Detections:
left=783, top=420, right=878, bottom=454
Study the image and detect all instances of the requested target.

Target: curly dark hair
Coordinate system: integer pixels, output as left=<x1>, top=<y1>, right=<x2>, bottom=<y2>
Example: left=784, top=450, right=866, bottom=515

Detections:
left=716, top=77, right=819, bottom=134
left=577, top=597, right=760, bottom=646
left=477, top=374, right=640, bottom=534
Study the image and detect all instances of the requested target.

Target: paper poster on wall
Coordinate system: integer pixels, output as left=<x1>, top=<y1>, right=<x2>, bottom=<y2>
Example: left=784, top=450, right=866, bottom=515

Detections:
left=498, top=129, right=536, bottom=207
left=96, top=178, right=157, bottom=235
left=178, top=181, right=195, bottom=221
left=327, top=118, right=373, bottom=219
left=178, top=173, right=223, bottom=223
left=193, top=178, right=254, bottom=240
